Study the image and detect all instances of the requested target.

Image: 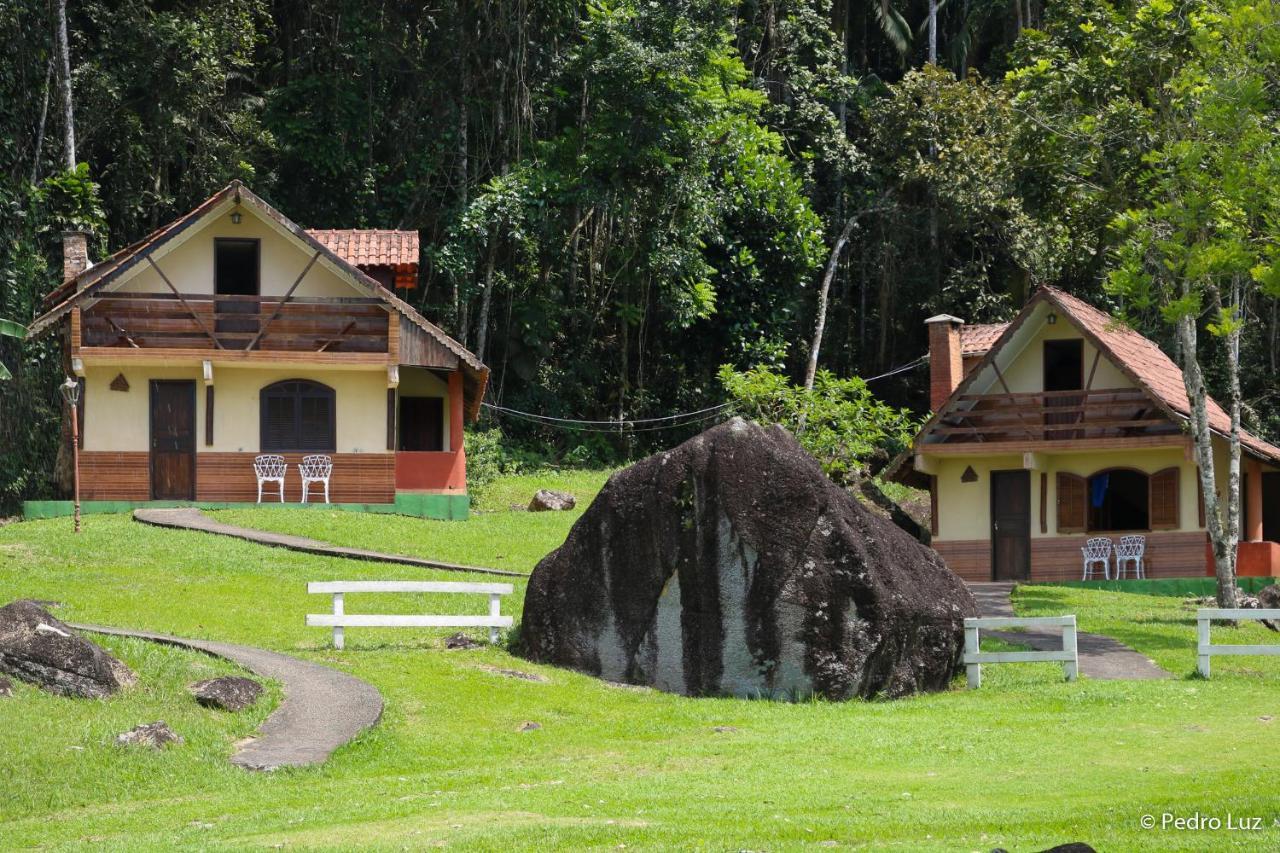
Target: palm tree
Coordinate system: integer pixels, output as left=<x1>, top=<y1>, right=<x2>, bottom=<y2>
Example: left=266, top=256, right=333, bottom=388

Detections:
left=0, top=320, right=25, bottom=380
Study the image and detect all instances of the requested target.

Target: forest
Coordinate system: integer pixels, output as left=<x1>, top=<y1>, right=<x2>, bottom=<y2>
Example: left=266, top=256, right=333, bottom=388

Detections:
left=2, top=0, right=1280, bottom=510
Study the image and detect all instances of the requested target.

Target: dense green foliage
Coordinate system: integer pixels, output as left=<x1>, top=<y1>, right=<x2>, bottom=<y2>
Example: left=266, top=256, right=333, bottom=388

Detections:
left=2, top=0, right=1279, bottom=509
left=720, top=364, right=918, bottom=483
left=4, top=499, right=1280, bottom=847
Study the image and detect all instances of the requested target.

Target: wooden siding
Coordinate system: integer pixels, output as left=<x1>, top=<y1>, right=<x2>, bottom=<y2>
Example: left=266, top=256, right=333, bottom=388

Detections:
left=935, top=531, right=1210, bottom=583
left=80, top=452, right=151, bottom=500
left=196, top=453, right=394, bottom=503
left=78, top=450, right=394, bottom=503
left=399, top=316, right=460, bottom=369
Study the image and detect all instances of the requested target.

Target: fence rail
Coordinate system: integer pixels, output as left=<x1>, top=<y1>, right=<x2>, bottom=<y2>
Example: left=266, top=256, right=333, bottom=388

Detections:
left=963, top=615, right=1079, bottom=688
left=307, top=580, right=514, bottom=649
left=1195, top=608, right=1280, bottom=677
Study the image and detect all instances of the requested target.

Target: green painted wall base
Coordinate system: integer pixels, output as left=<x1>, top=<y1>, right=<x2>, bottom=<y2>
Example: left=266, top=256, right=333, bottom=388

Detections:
left=1043, top=577, right=1276, bottom=597
left=22, top=492, right=469, bottom=522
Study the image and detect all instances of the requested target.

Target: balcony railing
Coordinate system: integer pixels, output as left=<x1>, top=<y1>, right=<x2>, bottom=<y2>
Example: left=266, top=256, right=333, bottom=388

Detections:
left=933, top=388, right=1179, bottom=443
left=80, top=293, right=389, bottom=354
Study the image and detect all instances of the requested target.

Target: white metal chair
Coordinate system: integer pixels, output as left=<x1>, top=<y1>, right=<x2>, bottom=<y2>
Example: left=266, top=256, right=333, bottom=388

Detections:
left=300, top=454, right=333, bottom=504
left=253, top=454, right=287, bottom=503
left=1081, top=537, right=1112, bottom=581
left=1115, top=535, right=1146, bottom=579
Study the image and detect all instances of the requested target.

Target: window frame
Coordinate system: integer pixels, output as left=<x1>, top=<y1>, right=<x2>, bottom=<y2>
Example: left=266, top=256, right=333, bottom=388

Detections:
left=1085, top=466, right=1151, bottom=533
left=259, top=379, right=336, bottom=453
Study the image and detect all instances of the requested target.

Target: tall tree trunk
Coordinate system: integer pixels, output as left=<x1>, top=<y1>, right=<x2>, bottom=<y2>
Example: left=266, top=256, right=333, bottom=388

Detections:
left=452, top=15, right=470, bottom=328
left=55, top=0, right=75, bottom=170
left=804, top=215, right=859, bottom=392
left=928, top=0, right=938, bottom=63
left=30, top=59, right=53, bottom=184
left=1179, top=283, right=1240, bottom=609
left=475, top=228, right=497, bottom=362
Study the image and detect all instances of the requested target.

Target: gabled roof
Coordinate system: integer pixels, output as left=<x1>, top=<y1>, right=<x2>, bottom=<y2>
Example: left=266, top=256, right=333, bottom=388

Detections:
left=307, top=229, right=419, bottom=268
left=891, top=285, right=1280, bottom=477
left=27, top=181, right=489, bottom=419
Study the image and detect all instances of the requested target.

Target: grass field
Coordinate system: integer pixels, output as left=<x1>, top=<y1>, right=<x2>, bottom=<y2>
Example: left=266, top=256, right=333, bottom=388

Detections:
left=1, top=471, right=1279, bottom=850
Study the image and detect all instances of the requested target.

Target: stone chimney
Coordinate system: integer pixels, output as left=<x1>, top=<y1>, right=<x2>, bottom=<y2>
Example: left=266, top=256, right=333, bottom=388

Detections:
left=925, top=314, right=965, bottom=412
left=62, top=230, right=90, bottom=284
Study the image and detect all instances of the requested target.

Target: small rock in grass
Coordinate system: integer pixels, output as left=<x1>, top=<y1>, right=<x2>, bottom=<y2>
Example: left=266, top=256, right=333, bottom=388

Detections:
left=116, top=721, right=183, bottom=749
left=1258, top=584, right=1280, bottom=631
left=528, top=489, right=576, bottom=512
left=1259, top=715, right=1273, bottom=723
left=188, top=676, right=263, bottom=711
left=478, top=664, right=548, bottom=683
left=0, top=676, right=11, bottom=697
left=712, top=725, right=738, bottom=734
left=518, top=721, right=541, bottom=732
left=444, top=633, right=482, bottom=651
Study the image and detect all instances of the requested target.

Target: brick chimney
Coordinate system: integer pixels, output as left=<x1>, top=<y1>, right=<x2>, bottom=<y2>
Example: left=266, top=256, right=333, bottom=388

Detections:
left=62, top=230, right=90, bottom=284
left=925, top=314, right=965, bottom=412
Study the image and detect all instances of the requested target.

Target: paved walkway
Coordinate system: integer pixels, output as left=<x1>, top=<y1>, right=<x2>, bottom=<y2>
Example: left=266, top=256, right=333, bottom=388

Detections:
left=134, top=507, right=524, bottom=578
left=968, top=582, right=1170, bottom=680
left=73, top=623, right=384, bottom=770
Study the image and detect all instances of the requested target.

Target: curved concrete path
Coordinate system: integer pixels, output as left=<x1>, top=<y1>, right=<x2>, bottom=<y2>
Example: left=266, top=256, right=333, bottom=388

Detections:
left=134, top=507, right=524, bottom=578
left=968, top=582, right=1170, bottom=680
left=73, top=623, right=384, bottom=770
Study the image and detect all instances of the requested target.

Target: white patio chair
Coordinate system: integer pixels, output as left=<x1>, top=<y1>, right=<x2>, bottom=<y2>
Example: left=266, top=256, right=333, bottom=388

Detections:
left=300, top=454, right=333, bottom=504
left=253, top=454, right=287, bottom=504
left=1115, top=535, right=1146, bottom=580
left=1081, top=537, right=1113, bottom=581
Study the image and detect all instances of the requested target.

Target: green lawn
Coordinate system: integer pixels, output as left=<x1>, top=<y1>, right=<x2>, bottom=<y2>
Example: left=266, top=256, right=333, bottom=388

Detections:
left=1, top=481, right=1279, bottom=850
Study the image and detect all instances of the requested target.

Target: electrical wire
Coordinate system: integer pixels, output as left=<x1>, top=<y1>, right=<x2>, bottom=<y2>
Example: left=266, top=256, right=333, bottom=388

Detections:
left=480, top=354, right=926, bottom=433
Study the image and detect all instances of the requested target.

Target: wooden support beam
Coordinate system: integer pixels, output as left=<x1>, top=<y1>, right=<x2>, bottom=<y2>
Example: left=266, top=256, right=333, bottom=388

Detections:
left=146, top=255, right=223, bottom=349
left=246, top=250, right=322, bottom=351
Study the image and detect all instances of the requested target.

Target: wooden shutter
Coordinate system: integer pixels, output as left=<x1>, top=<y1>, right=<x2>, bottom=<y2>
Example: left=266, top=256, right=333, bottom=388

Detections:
left=1150, top=467, right=1180, bottom=529
left=1197, top=468, right=1206, bottom=527
left=261, top=393, right=296, bottom=451
left=298, top=395, right=335, bottom=451
left=1039, top=472, right=1048, bottom=534
left=1056, top=472, right=1086, bottom=533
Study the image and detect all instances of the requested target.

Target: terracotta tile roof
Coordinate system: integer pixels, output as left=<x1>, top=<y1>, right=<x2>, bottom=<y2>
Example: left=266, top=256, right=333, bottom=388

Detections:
left=1042, top=285, right=1280, bottom=463
left=960, top=322, right=1009, bottom=356
left=306, top=229, right=419, bottom=268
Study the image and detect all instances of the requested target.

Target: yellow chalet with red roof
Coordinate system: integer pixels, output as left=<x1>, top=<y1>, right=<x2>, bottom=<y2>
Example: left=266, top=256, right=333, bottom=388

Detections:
left=25, top=181, right=487, bottom=519
left=888, top=286, right=1280, bottom=582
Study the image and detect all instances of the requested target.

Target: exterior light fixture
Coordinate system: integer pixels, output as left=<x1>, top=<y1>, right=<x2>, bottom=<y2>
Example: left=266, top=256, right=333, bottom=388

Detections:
left=230, top=210, right=242, bottom=225
left=1047, top=312, right=1057, bottom=325
left=59, top=377, right=82, bottom=533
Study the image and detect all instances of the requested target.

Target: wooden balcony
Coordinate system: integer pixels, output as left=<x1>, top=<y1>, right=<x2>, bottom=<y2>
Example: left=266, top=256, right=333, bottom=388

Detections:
left=79, top=293, right=389, bottom=355
left=932, top=388, right=1181, bottom=444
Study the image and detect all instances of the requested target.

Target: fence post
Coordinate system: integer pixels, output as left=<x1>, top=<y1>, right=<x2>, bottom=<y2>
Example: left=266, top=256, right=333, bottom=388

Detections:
left=965, top=623, right=981, bottom=688
left=1196, top=612, right=1211, bottom=678
left=489, top=593, right=502, bottom=645
left=332, top=592, right=345, bottom=650
left=1062, top=616, right=1078, bottom=682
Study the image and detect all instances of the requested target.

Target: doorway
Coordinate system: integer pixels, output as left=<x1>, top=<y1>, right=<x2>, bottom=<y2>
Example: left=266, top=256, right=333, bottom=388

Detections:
left=399, top=396, right=444, bottom=451
left=991, top=470, right=1031, bottom=581
left=1263, top=472, right=1280, bottom=542
left=1044, top=338, right=1084, bottom=439
left=150, top=380, right=196, bottom=500
left=214, top=238, right=260, bottom=343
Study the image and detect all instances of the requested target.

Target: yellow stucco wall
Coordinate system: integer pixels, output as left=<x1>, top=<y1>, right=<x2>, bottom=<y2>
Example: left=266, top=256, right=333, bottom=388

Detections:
left=931, top=443, right=1252, bottom=541
left=82, top=365, right=388, bottom=453
left=997, top=320, right=1134, bottom=394
left=109, top=206, right=356, bottom=299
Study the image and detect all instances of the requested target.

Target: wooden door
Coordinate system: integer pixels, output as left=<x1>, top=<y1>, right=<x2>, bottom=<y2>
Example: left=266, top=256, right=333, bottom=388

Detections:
left=991, top=470, right=1031, bottom=581
left=150, top=380, right=196, bottom=500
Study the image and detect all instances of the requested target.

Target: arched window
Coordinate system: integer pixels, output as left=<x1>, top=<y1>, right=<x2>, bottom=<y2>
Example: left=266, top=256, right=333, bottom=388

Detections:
left=260, top=380, right=335, bottom=452
left=1087, top=469, right=1149, bottom=531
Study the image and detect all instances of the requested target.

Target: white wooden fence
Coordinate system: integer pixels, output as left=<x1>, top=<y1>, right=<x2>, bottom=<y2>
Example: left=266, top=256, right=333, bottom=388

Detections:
left=963, top=616, right=1078, bottom=688
left=307, top=581, right=514, bottom=649
left=1196, top=608, right=1280, bottom=678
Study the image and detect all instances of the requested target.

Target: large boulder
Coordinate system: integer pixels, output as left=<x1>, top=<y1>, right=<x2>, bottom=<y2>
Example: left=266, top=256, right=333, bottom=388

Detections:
left=520, top=418, right=977, bottom=700
left=0, top=600, right=136, bottom=698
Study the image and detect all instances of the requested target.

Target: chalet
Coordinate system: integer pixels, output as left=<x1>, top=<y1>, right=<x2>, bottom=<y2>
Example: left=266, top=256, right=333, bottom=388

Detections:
left=24, top=181, right=487, bottom=519
left=888, top=285, right=1280, bottom=582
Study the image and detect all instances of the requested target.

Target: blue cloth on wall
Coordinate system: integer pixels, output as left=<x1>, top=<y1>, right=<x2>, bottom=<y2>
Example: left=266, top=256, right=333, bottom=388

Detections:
left=1090, top=473, right=1109, bottom=508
